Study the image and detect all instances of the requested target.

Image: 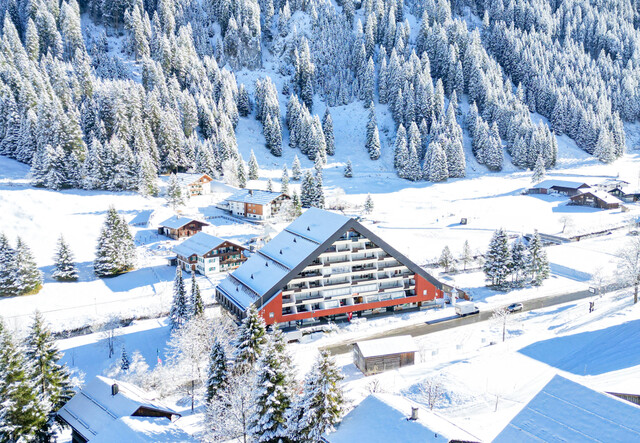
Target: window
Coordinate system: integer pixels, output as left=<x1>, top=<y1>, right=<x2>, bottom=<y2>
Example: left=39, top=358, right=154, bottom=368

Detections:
left=269, top=312, right=274, bottom=318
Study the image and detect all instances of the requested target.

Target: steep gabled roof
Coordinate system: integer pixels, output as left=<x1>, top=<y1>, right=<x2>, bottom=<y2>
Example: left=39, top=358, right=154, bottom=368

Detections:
left=159, top=216, right=208, bottom=230
left=57, top=376, right=177, bottom=442
left=494, top=375, right=640, bottom=442
left=324, top=394, right=478, bottom=443
left=89, top=416, right=195, bottom=443
left=172, top=232, right=236, bottom=257
left=225, top=189, right=287, bottom=205
left=570, top=189, right=623, bottom=204
left=216, top=208, right=443, bottom=312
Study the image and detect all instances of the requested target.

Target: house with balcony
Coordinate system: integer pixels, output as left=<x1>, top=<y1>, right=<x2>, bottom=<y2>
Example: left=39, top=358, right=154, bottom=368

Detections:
left=221, top=189, right=290, bottom=220
left=172, top=232, right=247, bottom=275
left=216, top=208, right=455, bottom=326
left=158, top=216, right=210, bottom=240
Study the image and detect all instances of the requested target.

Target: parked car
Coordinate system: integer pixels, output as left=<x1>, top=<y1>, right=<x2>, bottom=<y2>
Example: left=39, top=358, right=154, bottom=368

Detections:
left=507, top=303, right=523, bottom=313
left=629, top=230, right=639, bottom=236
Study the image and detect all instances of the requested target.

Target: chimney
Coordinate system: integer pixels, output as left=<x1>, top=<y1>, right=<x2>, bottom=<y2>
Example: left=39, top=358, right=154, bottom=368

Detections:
left=111, top=383, right=119, bottom=396
left=249, top=189, right=254, bottom=195
left=409, top=407, right=419, bottom=421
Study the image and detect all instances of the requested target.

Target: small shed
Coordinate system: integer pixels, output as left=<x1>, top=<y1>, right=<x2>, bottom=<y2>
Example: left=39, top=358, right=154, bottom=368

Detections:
left=569, top=190, right=622, bottom=209
left=353, top=335, right=418, bottom=375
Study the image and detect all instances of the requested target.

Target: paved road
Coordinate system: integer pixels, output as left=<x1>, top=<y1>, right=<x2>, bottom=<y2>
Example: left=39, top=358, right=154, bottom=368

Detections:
left=322, top=286, right=611, bottom=356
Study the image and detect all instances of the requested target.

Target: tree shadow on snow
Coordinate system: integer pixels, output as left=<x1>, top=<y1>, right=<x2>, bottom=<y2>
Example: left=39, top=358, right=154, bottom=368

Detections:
left=519, top=319, right=640, bottom=376
left=101, top=264, right=174, bottom=293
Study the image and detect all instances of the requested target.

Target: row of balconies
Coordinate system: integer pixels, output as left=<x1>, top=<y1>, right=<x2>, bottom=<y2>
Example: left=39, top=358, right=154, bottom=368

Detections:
left=284, top=268, right=411, bottom=294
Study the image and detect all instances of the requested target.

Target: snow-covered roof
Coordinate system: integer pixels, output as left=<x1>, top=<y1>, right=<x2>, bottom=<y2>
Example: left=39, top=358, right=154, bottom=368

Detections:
left=225, top=189, right=286, bottom=205
left=572, top=189, right=623, bottom=204
left=216, top=208, right=444, bottom=312
left=355, top=335, right=418, bottom=358
left=89, top=416, right=195, bottom=443
left=324, top=394, right=478, bottom=443
left=175, top=173, right=212, bottom=186
left=57, top=376, right=177, bottom=442
left=493, top=375, right=640, bottom=442
left=172, top=232, right=233, bottom=257
left=532, top=180, right=591, bottom=190
left=159, top=215, right=207, bottom=230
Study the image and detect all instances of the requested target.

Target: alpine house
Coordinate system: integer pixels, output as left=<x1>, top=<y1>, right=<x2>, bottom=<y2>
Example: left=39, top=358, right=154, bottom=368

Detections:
left=216, top=208, right=451, bottom=326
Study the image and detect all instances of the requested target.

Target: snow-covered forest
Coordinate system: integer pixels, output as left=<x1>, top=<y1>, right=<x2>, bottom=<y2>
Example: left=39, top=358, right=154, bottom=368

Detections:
left=0, top=0, right=634, bottom=193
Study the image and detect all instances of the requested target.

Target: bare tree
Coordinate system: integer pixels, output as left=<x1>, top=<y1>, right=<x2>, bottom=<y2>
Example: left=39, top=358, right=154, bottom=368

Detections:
left=491, top=307, right=511, bottom=342
left=96, top=316, right=122, bottom=359
left=559, top=215, right=574, bottom=234
left=619, top=237, right=640, bottom=304
left=204, top=370, right=257, bottom=443
left=417, top=379, right=443, bottom=410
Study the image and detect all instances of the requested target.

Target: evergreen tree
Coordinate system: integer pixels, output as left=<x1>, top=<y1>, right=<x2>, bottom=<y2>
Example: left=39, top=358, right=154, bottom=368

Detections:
left=364, top=194, right=374, bottom=214
left=206, top=339, right=228, bottom=403
left=120, top=345, right=130, bottom=371
left=281, top=165, right=290, bottom=195
left=249, top=150, right=259, bottom=180
left=322, top=109, right=335, bottom=156
left=439, top=245, right=455, bottom=272
left=167, top=173, right=185, bottom=209
left=234, top=304, right=267, bottom=368
left=288, top=350, right=344, bottom=442
left=170, top=267, right=188, bottom=330
left=15, top=238, right=42, bottom=295
left=266, top=179, right=274, bottom=192
left=291, top=190, right=303, bottom=218
left=190, top=272, right=204, bottom=318
left=250, top=328, right=295, bottom=442
left=425, top=140, right=448, bottom=182
left=594, top=128, right=616, bottom=163
left=0, top=320, right=47, bottom=441
left=94, top=207, right=136, bottom=277
left=531, top=153, right=546, bottom=184
left=483, top=229, right=511, bottom=287
left=528, top=230, right=550, bottom=285
left=292, top=155, right=302, bottom=181
left=300, top=171, right=315, bottom=208
left=237, top=155, right=247, bottom=189
left=366, top=104, right=381, bottom=160
left=344, top=160, right=353, bottom=178
left=0, top=233, right=18, bottom=296
left=510, top=240, right=529, bottom=284
left=461, top=240, right=473, bottom=271
left=51, top=234, right=78, bottom=281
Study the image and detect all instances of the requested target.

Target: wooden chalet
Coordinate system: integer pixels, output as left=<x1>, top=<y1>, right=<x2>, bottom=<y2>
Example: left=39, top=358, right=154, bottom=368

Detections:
left=158, top=216, right=209, bottom=240
left=177, top=173, right=215, bottom=196
left=353, top=335, right=418, bottom=375
left=57, top=376, right=180, bottom=443
left=224, top=189, right=290, bottom=220
left=172, top=232, right=247, bottom=275
left=569, top=189, right=622, bottom=209
left=528, top=180, right=592, bottom=196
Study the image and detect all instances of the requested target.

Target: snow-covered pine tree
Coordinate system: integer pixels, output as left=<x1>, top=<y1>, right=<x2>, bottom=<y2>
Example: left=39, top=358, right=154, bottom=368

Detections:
left=167, top=173, right=185, bottom=209
left=344, top=160, right=353, bottom=178
left=484, top=122, right=504, bottom=171
left=238, top=84, right=251, bottom=117
left=510, top=239, right=529, bottom=284
left=190, top=271, right=204, bottom=318
left=169, top=267, right=188, bottom=330
left=364, top=194, right=374, bottom=214
left=205, top=338, right=228, bottom=403
left=291, top=190, right=302, bottom=218
left=528, top=230, right=550, bottom=285
left=266, top=178, right=273, bottom=192
left=292, top=155, right=302, bottom=181
left=120, top=345, right=130, bottom=371
left=314, top=165, right=325, bottom=209
left=439, top=245, right=455, bottom=272
left=300, top=170, right=315, bottom=208
left=287, top=350, right=344, bottom=442
left=531, top=153, right=546, bottom=184
left=281, top=165, right=290, bottom=194
left=461, top=240, right=473, bottom=271
left=594, top=127, right=616, bottom=163
left=322, top=108, right=335, bottom=156
left=426, top=140, right=448, bottom=182
left=250, top=327, right=295, bottom=442
left=483, top=228, right=512, bottom=287
left=94, top=207, right=136, bottom=277
left=0, top=320, right=47, bottom=441
left=248, top=150, right=259, bottom=180
left=234, top=304, right=267, bottom=369
left=24, top=311, right=73, bottom=438
left=0, top=233, right=18, bottom=296
left=15, top=237, right=43, bottom=295
left=237, top=155, right=247, bottom=189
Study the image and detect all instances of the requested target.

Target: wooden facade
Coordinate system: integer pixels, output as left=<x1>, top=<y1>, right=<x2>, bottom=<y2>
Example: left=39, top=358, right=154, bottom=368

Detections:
left=185, top=174, right=214, bottom=196
left=158, top=220, right=208, bottom=239
left=569, top=191, right=621, bottom=209
left=176, top=240, right=247, bottom=275
left=353, top=344, right=416, bottom=375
